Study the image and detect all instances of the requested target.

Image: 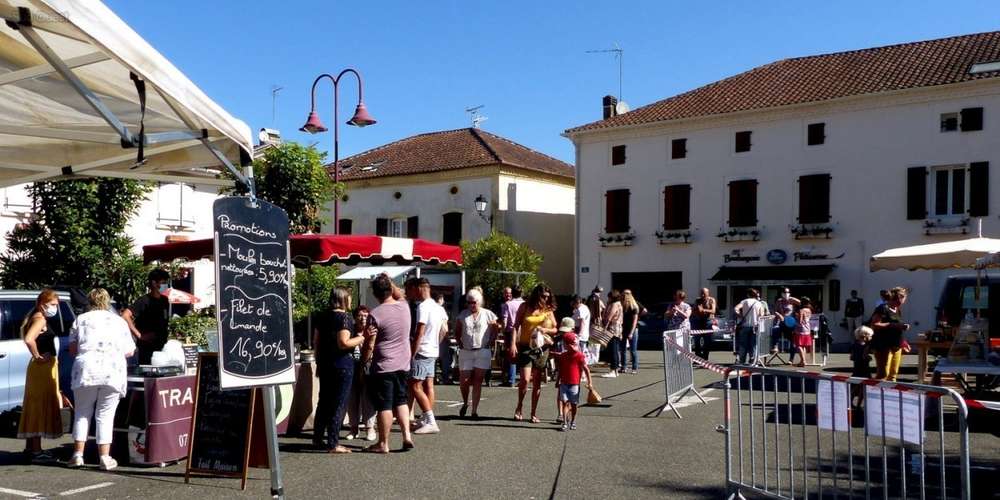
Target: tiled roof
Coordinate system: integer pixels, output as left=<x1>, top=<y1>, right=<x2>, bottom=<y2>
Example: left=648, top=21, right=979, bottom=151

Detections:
left=566, top=31, right=1000, bottom=134
left=331, top=128, right=574, bottom=181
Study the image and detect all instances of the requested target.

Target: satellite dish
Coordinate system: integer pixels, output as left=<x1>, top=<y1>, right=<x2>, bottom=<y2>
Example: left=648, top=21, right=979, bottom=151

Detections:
left=615, top=101, right=630, bottom=114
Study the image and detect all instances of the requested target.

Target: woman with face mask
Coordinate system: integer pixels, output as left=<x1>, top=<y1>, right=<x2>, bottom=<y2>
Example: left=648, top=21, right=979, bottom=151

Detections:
left=17, top=289, right=65, bottom=462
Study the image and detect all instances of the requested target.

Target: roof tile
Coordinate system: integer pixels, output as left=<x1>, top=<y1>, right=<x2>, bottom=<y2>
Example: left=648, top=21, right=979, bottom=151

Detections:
left=332, top=128, right=573, bottom=181
left=567, top=31, right=1000, bottom=134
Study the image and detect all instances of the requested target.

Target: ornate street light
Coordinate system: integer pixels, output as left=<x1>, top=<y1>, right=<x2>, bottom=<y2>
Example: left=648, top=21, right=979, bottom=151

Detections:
left=300, top=69, right=376, bottom=233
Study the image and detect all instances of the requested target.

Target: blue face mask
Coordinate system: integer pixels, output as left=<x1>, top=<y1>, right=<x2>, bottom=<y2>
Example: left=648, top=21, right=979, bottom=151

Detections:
left=158, top=283, right=169, bottom=294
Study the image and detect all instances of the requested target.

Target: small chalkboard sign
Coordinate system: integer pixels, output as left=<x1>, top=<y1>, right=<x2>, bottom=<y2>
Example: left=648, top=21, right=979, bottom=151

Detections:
left=182, top=344, right=199, bottom=371
left=213, top=197, right=295, bottom=389
left=185, top=353, right=255, bottom=490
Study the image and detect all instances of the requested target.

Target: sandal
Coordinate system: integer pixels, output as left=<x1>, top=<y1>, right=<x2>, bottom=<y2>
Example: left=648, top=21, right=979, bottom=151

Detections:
left=530, top=415, right=540, bottom=424
left=363, top=445, right=390, bottom=454
left=401, top=441, right=415, bottom=452
left=328, top=445, right=352, bottom=454
left=514, top=410, right=523, bottom=421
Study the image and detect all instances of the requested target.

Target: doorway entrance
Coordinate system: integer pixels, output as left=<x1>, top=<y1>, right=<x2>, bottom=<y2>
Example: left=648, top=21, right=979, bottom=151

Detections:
left=611, top=271, right=682, bottom=307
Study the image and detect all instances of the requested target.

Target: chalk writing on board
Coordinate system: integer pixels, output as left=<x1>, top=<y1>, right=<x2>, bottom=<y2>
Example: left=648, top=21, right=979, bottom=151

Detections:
left=214, top=197, right=295, bottom=385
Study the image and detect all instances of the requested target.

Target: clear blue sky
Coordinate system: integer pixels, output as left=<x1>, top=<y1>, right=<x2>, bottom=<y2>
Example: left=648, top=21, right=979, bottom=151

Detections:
left=106, top=0, right=1000, bottom=164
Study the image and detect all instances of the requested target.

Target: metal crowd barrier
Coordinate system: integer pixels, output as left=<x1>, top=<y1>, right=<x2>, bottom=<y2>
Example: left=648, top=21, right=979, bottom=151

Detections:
left=655, top=329, right=707, bottom=418
left=722, top=365, right=971, bottom=500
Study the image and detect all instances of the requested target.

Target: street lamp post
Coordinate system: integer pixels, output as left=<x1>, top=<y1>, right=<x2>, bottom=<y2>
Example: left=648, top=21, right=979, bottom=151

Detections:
left=300, top=69, right=376, bottom=234
left=474, top=194, right=494, bottom=231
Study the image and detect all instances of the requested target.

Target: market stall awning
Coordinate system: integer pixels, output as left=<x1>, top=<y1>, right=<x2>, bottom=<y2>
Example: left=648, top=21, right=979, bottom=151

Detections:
left=870, top=237, right=1000, bottom=271
left=709, top=265, right=835, bottom=282
left=0, top=0, right=252, bottom=187
left=142, top=234, right=463, bottom=267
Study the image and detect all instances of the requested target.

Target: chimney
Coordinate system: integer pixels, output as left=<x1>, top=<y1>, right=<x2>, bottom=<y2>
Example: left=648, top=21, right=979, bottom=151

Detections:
left=602, top=95, right=618, bottom=119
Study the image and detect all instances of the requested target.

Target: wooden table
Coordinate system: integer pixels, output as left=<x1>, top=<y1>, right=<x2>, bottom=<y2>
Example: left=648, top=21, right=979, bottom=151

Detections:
left=915, top=338, right=953, bottom=384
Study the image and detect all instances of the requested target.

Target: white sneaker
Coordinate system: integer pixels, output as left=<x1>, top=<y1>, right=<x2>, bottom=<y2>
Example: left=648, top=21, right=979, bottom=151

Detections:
left=66, top=455, right=84, bottom=468
left=366, top=428, right=378, bottom=441
left=601, top=371, right=618, bottom=378
left=99, top=455, right=118, bottom=471
left=413, top=423, right=440, bottom=434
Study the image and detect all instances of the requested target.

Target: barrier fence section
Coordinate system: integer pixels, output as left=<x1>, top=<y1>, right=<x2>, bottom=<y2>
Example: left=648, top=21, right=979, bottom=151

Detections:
left=753, top=317, right=776, bottom=367
left=655, top=329, right=707, bottom=418
left=722, top=365, right=971, bottom=500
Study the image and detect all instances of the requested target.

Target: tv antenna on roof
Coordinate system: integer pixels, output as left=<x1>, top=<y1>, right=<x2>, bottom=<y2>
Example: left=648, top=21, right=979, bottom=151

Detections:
left=586, top=43, right=623, bottom=102
left=466, top=105, right=487, bottom=129
left=271, top=85, right=283, bottom=126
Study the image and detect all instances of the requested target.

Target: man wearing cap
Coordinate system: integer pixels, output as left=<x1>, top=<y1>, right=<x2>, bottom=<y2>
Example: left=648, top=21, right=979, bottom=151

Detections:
left=552, top=319, right=592, bottom=431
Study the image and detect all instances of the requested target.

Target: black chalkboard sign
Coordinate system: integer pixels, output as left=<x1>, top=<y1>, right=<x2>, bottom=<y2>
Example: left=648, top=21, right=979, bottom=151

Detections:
left=182, top=344, right=199, bottom=371
left=213, top=197, right=295, bottom=388
left=185, top=353, right=255, bottom=489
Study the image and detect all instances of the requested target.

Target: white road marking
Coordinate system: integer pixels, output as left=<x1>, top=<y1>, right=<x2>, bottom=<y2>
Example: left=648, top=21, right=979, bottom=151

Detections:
left=0, top=486, right=42, bottom=498
left=59, top=482, right=115, bottom=496
left=669, top=388, right=717, bottom=409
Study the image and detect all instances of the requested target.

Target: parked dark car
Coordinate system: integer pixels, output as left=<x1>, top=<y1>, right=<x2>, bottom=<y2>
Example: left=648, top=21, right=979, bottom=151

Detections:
left=635, top=302, right=734, bottom=351
left=936, top=275, right=996, bottom=339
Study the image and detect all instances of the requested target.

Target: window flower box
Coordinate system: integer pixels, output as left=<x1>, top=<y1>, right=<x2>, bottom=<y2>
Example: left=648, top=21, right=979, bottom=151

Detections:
left=923, top=217, right=970, bottom=235
left=716, top=227, right=761, bottom=243
left=790, top=223, right=834, bottom=240
left=598, top=232, right=635, bottom=247
left=655, top=229, right=693, bottom=244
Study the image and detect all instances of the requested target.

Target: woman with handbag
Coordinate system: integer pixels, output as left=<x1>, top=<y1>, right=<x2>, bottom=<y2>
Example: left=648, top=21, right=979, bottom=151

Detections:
left=870, top=287, right=910, bottom=382
left=601, top=290, right=624, bottom=378
left=510, top=284, right=557, bottom=423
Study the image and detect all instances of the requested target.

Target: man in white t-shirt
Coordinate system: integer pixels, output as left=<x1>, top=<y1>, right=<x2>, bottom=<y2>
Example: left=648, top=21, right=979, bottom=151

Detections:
left=734, top=288, right=770, bottom=364
left=410, top=279, right=446, bottom=434
left=571, top=295, right=595, bottom=365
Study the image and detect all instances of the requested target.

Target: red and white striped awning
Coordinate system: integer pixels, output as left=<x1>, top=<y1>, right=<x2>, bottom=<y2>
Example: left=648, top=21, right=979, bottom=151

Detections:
left=143, top=234, right=463, bottom=267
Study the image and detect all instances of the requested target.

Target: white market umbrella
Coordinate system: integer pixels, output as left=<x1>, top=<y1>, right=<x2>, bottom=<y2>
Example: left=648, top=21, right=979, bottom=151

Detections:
left=164, top=287, right=201, bottom=305
left=870, top=222, right=1000, bottom=271
left=0, top=0, right=252, bottom=187
left=870, top=237, right=1000, bottom=271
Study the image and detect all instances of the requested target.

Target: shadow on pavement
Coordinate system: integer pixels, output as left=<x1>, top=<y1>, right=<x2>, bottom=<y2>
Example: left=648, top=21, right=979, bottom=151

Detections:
left=453, top=422, right=561, bottom=431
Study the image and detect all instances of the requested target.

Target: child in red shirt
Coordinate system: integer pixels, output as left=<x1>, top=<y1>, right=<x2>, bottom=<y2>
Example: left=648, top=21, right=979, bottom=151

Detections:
left=554, top=330, right=592, bottom=431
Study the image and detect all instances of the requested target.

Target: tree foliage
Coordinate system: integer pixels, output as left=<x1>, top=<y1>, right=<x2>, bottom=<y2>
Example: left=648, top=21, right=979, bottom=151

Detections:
left=291, top=264, right=341, bottom=323
left=0, top=179, right=153, bottom=304
left=461, top=231, right=543, bottom=306
left=227, top=141, right=340, bottom=234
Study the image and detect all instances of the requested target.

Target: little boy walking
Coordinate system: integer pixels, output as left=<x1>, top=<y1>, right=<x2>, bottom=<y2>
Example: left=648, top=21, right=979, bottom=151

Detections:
left=553, top=328, right=592, bottom=431
left=850, top=326, right=874, bottom=408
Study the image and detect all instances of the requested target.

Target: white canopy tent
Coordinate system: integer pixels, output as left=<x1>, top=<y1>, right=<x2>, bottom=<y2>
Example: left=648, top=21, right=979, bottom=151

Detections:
left=0, top=0, right=253, bottom=188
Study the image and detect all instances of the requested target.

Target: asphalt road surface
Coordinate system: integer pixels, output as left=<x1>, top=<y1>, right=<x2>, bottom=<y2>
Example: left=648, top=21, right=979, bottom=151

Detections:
left=0, top=352, right=996, bottom=499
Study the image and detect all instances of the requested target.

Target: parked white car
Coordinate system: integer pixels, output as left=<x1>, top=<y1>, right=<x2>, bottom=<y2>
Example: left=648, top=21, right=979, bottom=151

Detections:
left=0, top=290, right=77, bottom=412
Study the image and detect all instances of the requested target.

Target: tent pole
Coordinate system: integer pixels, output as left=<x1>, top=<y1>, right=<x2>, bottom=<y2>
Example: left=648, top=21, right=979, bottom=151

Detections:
left=306, top=266, right=313, bottom=350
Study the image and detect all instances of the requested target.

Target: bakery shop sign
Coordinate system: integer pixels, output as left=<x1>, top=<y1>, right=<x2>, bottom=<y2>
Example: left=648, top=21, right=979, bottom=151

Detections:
left=724, top=249, right=761, bottom=263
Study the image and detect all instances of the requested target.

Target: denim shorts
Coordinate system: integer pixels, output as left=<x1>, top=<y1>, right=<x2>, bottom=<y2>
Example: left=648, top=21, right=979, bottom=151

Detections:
left=409, top=355, right=437, bottom=380
left=558, top=384, right=580, bottom=404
